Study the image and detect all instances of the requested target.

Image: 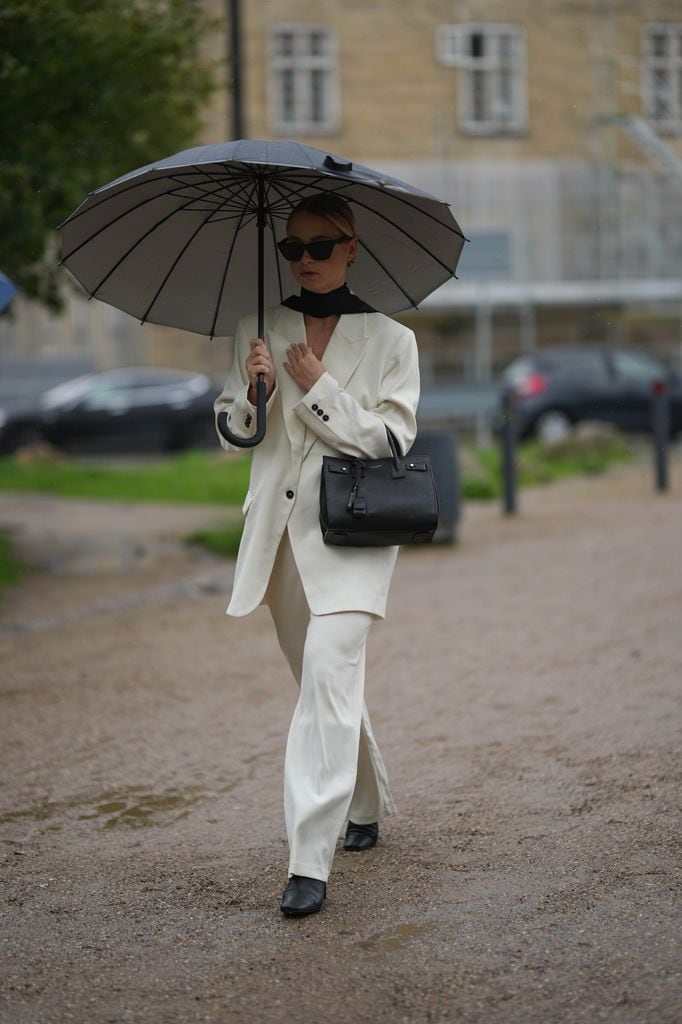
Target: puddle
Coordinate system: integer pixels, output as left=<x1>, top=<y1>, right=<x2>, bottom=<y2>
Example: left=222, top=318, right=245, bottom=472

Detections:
left=359, top=922, right=437, bottom=953
left=77, top=787, right=202, bottom=828
left=0, top=784, right=204, bottom=831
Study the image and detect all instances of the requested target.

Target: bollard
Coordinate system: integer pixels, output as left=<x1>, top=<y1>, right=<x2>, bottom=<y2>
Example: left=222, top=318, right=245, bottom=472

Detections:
left=501, top=387, right=518, bottom=515
left=651, top=380, right=670, bottom=493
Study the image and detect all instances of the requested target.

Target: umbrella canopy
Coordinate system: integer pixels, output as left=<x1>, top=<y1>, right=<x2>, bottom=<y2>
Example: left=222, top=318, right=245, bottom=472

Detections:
left=0, top=271, right=18, bottom=313
left=59, top=139, right=465, bottom=338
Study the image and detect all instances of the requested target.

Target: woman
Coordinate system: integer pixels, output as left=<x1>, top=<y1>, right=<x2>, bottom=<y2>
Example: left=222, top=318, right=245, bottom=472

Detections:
left=214, top=193, right=419, bottom=916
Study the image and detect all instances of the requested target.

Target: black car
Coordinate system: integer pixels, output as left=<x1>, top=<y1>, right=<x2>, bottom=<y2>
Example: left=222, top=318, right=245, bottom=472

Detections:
left=500, top=346, right=682, bottom=442
left=0, top=368, right=222, bottom=454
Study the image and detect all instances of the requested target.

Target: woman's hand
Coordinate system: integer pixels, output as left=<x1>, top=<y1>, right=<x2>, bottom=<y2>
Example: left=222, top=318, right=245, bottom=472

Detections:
left=245, top=338, right=276, bottom=403
left=283, top=343, right=325, bottom=393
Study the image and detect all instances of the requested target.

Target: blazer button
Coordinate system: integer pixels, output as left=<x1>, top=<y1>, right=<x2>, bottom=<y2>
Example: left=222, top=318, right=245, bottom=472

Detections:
left=286, top=489, right=294, bottom=499
left=316, top=408, right=323, bottom=416
left=311, top=404, right=319, bottom=412
left=323, top=414, right=329, bottom=421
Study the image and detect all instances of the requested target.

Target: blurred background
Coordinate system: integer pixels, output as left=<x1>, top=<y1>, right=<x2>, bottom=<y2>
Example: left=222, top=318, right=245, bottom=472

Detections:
left=2, top=0, right=682, bottom=441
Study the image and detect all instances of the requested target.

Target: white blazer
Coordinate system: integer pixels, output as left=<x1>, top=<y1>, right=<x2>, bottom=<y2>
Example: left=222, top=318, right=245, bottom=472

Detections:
left=214, top=304, right=419, bottom=618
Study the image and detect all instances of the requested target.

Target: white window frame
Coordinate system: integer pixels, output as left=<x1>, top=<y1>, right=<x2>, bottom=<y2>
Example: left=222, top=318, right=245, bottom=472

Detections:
left=642, top=23, right=682, bottom=133
left=436, top=23, right=528, bottom=135
left=268, top=23, right=340, bottom=135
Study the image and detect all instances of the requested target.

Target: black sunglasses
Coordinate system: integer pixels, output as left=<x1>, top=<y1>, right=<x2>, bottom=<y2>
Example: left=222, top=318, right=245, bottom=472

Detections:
left=277, top=235, right=350, bottom=262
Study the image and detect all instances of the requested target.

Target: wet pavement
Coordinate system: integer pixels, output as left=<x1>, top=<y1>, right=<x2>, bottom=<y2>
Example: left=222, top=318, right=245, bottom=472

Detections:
left=1, top=458, right=681, bottom=1023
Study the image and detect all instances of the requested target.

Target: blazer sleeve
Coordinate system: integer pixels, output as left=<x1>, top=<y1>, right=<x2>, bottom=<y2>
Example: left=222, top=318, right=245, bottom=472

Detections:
left=292, top=326, right=419, bottom=459
left=214, top=316, right=279, bottom=452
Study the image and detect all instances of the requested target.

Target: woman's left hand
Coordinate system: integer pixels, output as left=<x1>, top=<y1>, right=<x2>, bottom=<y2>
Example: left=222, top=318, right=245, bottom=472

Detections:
left=283, top=343, right=325, bottom=392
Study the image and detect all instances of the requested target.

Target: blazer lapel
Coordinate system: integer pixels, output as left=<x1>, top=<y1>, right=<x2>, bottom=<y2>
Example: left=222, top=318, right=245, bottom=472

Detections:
left=321, top=313, right=370, bottom=390
left=301, top=313, right=370, bottom=460
left=267, top=307, right=371, bottom=460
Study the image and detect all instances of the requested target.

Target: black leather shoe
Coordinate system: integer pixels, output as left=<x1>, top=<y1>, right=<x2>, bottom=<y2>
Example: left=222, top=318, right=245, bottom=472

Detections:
left=343, top=820, right=379, bottom=851
left=280, top=875, right=326, bottom=916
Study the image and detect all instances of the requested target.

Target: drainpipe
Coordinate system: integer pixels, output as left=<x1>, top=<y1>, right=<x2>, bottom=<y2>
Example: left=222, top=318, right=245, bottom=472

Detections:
left=227, top=0, right=244, bottom=139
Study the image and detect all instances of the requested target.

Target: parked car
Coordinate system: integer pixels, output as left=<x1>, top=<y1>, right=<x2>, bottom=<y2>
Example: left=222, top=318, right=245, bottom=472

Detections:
left=499, top=346, right=682, bottom=442
left=0, top=368, right=223, bottom=455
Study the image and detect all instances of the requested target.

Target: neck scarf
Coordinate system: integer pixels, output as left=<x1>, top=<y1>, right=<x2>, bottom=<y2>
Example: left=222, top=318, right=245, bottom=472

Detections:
left=281, top=284, right=376, bottom=318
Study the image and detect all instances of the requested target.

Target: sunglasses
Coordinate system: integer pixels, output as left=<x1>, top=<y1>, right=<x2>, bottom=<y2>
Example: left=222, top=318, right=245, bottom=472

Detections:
left=277, top=235, right=351, bottom=262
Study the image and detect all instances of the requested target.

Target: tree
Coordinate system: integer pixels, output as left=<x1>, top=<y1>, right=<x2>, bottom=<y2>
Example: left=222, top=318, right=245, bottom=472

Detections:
left=0, top=0, right=217, bottom=310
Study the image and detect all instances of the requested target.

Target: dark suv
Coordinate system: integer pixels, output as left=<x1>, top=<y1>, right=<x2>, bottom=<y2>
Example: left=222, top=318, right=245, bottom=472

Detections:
left=500, top=346, right=682, bottom=442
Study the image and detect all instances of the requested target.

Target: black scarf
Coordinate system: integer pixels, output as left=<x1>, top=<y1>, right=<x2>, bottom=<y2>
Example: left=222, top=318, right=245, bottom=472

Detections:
left=281, top=284, right=376, bottom=318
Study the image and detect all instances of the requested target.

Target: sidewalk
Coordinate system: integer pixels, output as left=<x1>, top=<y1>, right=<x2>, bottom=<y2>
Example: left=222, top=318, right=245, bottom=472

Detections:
left=1, top=458, right=680, bottom=1023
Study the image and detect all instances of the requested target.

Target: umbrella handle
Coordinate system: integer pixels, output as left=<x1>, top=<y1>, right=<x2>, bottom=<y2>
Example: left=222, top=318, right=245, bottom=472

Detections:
left=216, top=374, right=267, bottom=448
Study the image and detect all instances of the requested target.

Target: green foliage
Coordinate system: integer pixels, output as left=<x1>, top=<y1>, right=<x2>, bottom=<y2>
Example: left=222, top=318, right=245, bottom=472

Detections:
left=0, top=531, right=23, bottom=596
left=0, top=451, right=251, bottom=504
left=0, top=0, right=217, bottom=308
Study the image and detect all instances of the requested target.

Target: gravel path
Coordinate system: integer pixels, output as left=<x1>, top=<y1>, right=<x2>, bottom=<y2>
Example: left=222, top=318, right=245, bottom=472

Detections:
left=1, top=458, right=680, bottom=1024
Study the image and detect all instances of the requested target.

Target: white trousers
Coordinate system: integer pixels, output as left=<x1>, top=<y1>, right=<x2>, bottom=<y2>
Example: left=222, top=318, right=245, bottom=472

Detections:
left=264, top=531, right=397, bottom=882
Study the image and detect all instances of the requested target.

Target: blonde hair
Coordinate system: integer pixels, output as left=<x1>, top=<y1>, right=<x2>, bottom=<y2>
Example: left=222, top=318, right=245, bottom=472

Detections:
left=286, top=193, right=356, bottom=240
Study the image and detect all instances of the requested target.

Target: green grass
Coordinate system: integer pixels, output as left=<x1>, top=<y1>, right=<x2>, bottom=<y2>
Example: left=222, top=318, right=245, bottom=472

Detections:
left=0, top=532, right=23, bottom=597
left=0, top=435, right=632, bottom=568
left=462, top=433, right=632, bottom=501
left=185, top=522, right=244, bottom=559
left=0, top=451, right=251, bottom=506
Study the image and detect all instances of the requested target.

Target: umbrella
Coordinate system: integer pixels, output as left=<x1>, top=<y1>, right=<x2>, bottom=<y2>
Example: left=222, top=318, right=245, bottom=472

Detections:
left=0, top=271, right=18, bottom=313
left=59, top=139, right=465, bottom=448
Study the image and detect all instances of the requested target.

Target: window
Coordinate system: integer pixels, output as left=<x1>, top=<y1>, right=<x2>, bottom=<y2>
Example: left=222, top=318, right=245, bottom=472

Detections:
left=436, top=24, right=527, bottom=134
left=269, top=25, right=339, bottom=134
left=643, top=24, right=682, bottom=130
left=456, top=230, right=512, bottom=279
left=542, top=352, right=611, bottom=382
left=612, top=350, right=667, bottom=383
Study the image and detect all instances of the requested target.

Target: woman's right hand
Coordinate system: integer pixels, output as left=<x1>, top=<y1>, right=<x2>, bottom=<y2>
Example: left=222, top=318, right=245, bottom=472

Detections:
left=245, top=338, right=276, bottom=402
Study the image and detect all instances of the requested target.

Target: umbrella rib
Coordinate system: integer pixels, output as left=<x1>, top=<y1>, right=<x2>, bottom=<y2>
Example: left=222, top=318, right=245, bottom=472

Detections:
left=316, top=174, right=466, bottom=242
left=87, top=192, right=218, bottom=300
left=357, top=238, right=420, bottom=308
left=140, top=202, right=227, bottom=326
left=265, top=171, right=463, bottom=273
left=264, top=174, right=318, bottom=215
left=60, top=165, right=254, bottom=229
left=61, top=187, right=176, bottom=262
left=325, top=183, right=464, bottom=272
left=185, top=164, right=258, bottom=209
left=60, top=182, right=206, bottom=264
left=265, top=173, right=458, bottom=297
left=208, top=181, right=258, bottom=339
left=60, top=170, right=252, bottom=262
left=268, top=169, right=421, bottom=307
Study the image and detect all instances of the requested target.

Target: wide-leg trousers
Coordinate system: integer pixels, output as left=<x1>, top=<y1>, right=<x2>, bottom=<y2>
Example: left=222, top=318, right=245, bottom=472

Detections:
left=264, top=530, right=397, bottom=882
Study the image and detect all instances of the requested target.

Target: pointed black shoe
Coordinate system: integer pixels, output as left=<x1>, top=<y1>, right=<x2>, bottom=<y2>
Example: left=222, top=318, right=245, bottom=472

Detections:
left=280, top=875, right=326, bottom=916
left=343, top=820, right=379, bottom=851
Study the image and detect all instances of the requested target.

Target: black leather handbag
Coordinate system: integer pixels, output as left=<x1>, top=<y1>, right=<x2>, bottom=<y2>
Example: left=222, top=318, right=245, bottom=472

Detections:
left=320, top=428, right=439, bottom=546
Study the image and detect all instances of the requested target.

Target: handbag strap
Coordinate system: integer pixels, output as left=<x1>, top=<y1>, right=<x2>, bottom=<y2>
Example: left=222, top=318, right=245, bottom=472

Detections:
left=385, top=426, right=404, bottom=474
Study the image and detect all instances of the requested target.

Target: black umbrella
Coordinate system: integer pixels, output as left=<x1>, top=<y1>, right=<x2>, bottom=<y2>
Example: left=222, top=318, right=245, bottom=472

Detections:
left=59, top=139, right=465, bottom=448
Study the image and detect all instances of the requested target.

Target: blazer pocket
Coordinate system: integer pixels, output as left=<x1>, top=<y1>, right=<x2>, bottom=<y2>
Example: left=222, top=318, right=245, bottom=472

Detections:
left=241, top=490, right=254, bottom=516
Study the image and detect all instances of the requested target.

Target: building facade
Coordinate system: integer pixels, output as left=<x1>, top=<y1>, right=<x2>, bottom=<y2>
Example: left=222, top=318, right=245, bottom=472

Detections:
left=4, top=0, right=682, bottom=392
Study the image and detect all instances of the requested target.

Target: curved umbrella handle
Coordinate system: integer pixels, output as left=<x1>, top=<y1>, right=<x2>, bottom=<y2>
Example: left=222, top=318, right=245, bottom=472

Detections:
left=216, top=374, right=267, bottom=448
